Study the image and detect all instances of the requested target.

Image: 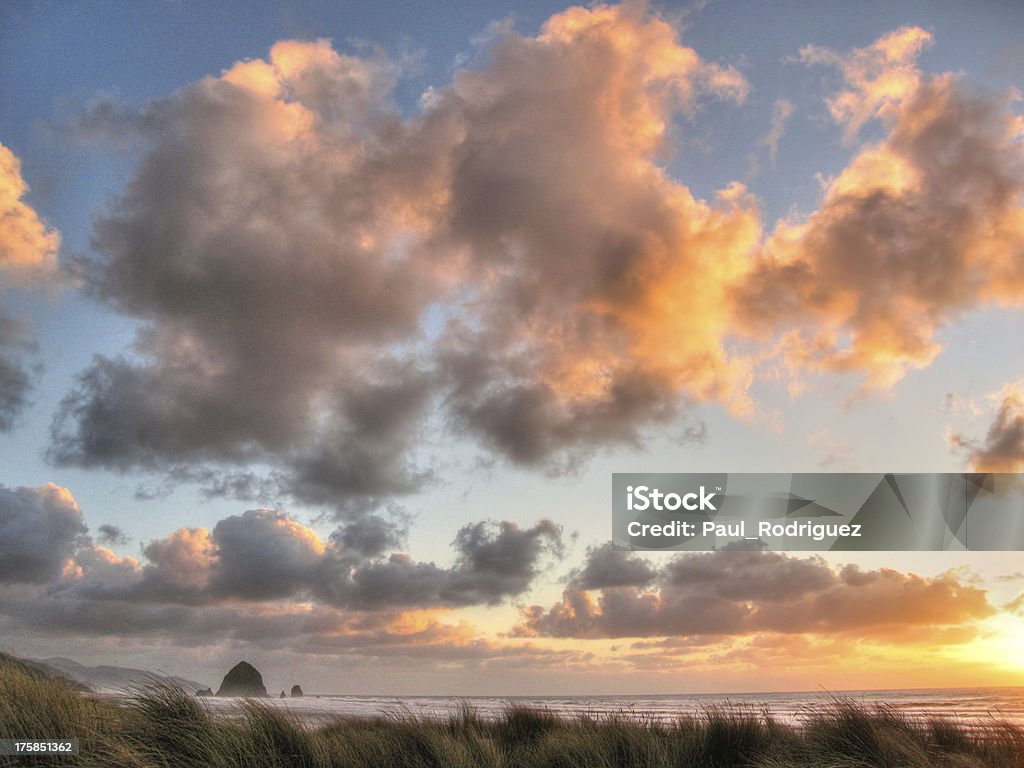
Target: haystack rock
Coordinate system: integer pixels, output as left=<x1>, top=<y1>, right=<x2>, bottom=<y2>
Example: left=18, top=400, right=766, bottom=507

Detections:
left=291, top=685, right=303, bottom=697
left=196, top=687, right=213, bottom=697
left=215, top=661, right=268, bottom=697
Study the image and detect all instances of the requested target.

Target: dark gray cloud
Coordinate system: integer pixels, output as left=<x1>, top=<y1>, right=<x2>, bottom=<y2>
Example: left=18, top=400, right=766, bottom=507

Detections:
left=96, top=524, right=128, bottom=545
left=130, top=527, right=214, bottom=603
left=451, top=519, right=564, bottom=601
left=0, top=354, right=30, bottom=431
left=0, top=483, right=87, bottom=583
left=283, top=367, right=437, bottom=512
left=517, top=549, right=993, bottom=640
left=571, top=543, right=657, bottom=590
left=0, top=314, right=34, bottom=431
left=333, top=513, right=407, bottom=558
left=212, top=509, right=326, bottom=600
left=662, top=549, right=834, bottom=601
left=66, top=510, right=324, bottom=606
left=314, top=519, right=563, bottom=609
left=133, top=465, right=285, bottom=504
left=48, top=39, right=449, bottom=511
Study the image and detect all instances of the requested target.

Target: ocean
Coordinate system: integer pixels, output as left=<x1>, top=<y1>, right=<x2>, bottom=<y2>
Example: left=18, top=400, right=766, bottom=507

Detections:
left=192, top=687, right=1024, bottom=729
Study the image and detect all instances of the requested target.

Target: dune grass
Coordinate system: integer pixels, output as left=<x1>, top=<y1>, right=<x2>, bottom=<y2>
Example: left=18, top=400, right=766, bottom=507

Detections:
left=2, top=652, right=1022, bottom=767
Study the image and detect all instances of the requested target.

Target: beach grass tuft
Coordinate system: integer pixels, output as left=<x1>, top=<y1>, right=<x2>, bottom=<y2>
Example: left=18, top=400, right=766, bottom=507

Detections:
left=2, top=652, right=1022, bottom=767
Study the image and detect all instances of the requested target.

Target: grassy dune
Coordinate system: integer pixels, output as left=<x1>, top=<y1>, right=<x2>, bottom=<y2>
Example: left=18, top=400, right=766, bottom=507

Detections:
left=2, top=653, right=1023, bottom=768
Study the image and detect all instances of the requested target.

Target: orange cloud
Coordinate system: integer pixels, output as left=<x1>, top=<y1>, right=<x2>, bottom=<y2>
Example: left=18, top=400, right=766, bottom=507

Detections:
left=949, top=380, right=1024, bottom=471
left=0, top=142, right=60, bottom=280
left=142, top=528, right=217, bottom=591
left=733, top=28, right=1024, bottom=391
left=799, top=26, right=933, bottom=141
left=436, top=4, right=759, bottom=463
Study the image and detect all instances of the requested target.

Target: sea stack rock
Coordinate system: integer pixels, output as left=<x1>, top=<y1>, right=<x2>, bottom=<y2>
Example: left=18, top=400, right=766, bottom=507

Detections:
left=215, top=661, right=268, bottom=697
left=196, top=687, right=213, bottom=697
left=280, top=691, right=286, bottom=698
left=291, top=685, right=303, bottom=698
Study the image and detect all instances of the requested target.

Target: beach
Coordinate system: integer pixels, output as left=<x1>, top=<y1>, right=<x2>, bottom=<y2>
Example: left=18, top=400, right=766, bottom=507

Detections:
left=6, top=653, right=1024, bottom=768
left=191, top=687, right=1024, bottom=730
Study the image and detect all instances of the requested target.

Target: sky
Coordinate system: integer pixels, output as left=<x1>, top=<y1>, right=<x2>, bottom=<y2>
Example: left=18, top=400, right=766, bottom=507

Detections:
left=2, top=0, right=1024, bottom=696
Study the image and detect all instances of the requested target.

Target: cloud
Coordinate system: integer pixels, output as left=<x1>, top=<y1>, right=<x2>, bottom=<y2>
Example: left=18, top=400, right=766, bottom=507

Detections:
left=0, top=482, right=568, bottom=665
left=0, top=483, right=999, bottom=675
left=0, top=482, right=562, bottom=620
left=173, top=512, right=562, bottom=609
left=333, top=513, right=407, bottom=558
left=0, top=483, right=87, bottom=584
left=799, top=26, right=933, bottom=141
left=0, top=144, right=61, bottom=429
left=0, top=313, right=37, bottom=431
left=571, top=543, right=657, bottom=589
left=213, top=509, right=326, bottom=600
left=48, top=37, right=448, bottom=510
left=282, top=365, right=437, bottom=511
left=0, top=586, right=591, bottom=673
left=734, top=27, right=1024, bottom=390
left=49, top=16, right=1024, bottom=491
left=63, top=543, right=142, bottom=593
left=132, top=465, right=285, bottom=504
left=949, top=379, right=1024, bottom=471
left=128, top=514, right=562, bottom=609
left=434, top=4, right=757, bottom=464
left=313, top=519, right=564, bottom=609
left=138, top=527, right=215, bottom=596
left=516, top=549, right=993, bottom=640
left=748, top=98, right=793, bottom=176
left=50, top=4, right=756, bottom=493
left=96, top=524, right=128, bottom=545
left=763, top=99, right=794, bottom=167
left=0, top=142, right=60, bottom=280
